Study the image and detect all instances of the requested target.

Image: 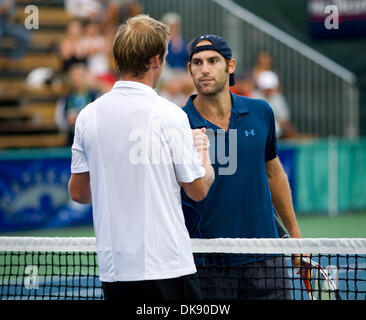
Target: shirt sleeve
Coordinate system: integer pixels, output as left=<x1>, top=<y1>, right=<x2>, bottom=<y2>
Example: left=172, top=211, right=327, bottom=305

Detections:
left=168, top=113, right=206, bottom=183
left=71, top=112, right=89, bottom=173
left=264, top=101, right=279, bottom=161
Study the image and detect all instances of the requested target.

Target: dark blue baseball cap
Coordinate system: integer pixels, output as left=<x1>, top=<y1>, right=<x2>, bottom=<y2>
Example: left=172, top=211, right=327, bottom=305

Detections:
left=189, top=34, right=235, bottom=86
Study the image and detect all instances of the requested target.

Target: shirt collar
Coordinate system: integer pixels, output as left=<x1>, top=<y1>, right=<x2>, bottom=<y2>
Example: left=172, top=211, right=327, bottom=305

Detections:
left=184, top=92, right=249, bottom=128
left=231, top=92, right=250, bottom=115
left=112, top=80, right=158, bottom=96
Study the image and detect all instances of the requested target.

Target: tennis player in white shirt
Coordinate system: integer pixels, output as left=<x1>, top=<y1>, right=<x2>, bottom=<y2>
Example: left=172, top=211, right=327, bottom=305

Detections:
left=68, top=14, right=214, bottom=301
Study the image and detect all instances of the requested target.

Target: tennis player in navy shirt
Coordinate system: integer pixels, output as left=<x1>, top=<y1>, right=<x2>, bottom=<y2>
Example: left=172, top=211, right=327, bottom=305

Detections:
left=181, top=34, right=303, bottom=300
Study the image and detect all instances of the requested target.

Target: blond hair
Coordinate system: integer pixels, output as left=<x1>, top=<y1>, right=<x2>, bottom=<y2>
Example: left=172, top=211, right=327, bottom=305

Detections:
left=113, top=14, right=170, bottom=77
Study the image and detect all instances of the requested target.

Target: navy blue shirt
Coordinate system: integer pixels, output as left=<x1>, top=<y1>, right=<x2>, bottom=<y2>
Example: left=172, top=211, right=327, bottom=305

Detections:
left=181, top=92, right=280, bottom=239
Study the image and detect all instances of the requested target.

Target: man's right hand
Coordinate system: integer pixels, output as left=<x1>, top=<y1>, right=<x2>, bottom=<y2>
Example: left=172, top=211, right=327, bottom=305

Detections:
left=180, top=128, right=214, bottom=202
left=192, top=128, right=210, bottom=165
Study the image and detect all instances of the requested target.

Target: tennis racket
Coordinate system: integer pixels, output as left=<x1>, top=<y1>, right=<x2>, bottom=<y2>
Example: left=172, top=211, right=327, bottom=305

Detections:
left=273, top=210, right=342, bottom=300
left=299, top=257, right=342, bottom=300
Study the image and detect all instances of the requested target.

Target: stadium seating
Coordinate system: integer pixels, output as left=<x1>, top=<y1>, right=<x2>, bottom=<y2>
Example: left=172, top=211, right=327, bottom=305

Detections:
left=0, top=0, right=70, bottom=148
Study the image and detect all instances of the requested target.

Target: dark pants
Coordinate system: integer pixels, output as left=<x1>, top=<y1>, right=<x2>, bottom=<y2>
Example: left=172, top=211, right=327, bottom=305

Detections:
left=197, top=256, right=292, bottom=300
left=102, top=273, right=202, bottom=301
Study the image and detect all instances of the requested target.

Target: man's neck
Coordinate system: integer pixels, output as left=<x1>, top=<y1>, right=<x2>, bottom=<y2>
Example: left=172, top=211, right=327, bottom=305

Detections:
left=193, top=90, right=233, bottom=131
left=194, top=90, right=232, bottom=120
left=121, top=70, right=154, bottom=88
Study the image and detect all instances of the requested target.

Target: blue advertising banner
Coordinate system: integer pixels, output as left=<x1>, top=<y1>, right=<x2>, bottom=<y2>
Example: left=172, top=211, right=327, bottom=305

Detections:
left=308, top=0, right=366, bottom=38
left=0, top=146, right=296, bottom=232
left=0, top=149, right=92, bottom=232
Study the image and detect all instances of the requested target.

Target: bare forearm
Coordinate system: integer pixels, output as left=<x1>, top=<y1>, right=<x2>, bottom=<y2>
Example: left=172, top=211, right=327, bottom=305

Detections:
left=267, top=159, right=301, bottom=238
left=68, top=173, right=92, bottom=204
left=202, top=161, right=215, bottom=191
left=181, top=163, right=214, bottom=202
left=72, top=189, right=92, bottom=204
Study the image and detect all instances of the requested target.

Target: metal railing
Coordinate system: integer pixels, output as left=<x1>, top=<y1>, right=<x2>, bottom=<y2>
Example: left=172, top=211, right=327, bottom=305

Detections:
left=139, top=0, right=359, bottom=138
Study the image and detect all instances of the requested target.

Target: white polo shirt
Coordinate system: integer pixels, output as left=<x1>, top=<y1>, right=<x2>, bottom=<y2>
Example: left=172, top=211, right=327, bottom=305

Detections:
left=71, top=81, right=205, bottom=282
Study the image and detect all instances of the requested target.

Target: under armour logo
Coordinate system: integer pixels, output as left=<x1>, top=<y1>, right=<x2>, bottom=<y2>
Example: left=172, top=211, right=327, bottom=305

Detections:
left=244, top=129, right=255, bottom=137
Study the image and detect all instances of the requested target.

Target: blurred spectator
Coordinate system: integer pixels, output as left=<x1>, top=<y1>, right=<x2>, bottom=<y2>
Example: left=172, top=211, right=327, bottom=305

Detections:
left=161, top=12, right=189, bottom=71
left=252, top=50, right=275, bottom=85
left=118, top=0, right=143, bottom=22
left=0, top=0, right=31, bottom=70
left=64, top=0, right=103, bottom=20
left=160, top=71, right=194, bottom=107
left=55, top=64, right=100, bottom=145
left=101, top=0, right=143, bottom=33
left=230, top=72, right=255, bottom=98
left=254, top=71, right=297, bottom=139
left=59, top=18, right=89, bottom=73
left=82, top=18, right=116, bottom=92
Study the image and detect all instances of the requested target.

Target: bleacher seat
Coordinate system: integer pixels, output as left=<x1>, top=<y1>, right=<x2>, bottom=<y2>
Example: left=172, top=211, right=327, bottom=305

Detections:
left=0, top=0, right=71, bottom=149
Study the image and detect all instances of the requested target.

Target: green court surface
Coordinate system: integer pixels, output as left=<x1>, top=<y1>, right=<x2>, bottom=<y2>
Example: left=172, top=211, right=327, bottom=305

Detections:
left=297, top=212, right=366, bottom=238
left=0, top=225, right=95, bottom=237
left=1, top=212, right=366, bottom=238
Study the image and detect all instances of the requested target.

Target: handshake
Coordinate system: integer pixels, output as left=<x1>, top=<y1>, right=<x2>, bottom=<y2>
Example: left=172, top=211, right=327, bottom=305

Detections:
left=192, top=128, right=211, bottom=165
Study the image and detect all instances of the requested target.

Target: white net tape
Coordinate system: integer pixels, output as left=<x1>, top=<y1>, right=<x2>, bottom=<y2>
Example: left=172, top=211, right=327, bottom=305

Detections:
left=1, top=237, right=366, bottom=254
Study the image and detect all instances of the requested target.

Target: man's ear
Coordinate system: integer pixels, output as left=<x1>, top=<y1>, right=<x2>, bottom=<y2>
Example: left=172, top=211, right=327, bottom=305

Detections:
left=155, top=55, right=162, bottom=68
left=187, top=62, right=192, bottom=77
left=229, top=58, right=236, bottom=74
left=151, top=55, right=161, bottom=69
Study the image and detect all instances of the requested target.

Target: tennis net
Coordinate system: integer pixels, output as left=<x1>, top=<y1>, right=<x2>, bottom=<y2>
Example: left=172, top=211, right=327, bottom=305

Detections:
left=0, top=237, right=365, bottom=300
